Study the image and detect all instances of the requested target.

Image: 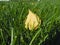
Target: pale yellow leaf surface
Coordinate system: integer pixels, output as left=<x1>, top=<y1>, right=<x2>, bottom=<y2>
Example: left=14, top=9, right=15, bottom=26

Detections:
left=25, top=9, right=41, bottom=30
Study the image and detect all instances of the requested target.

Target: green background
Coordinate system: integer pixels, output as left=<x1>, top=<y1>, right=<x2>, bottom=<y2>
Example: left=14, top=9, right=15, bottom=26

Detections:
left=0, top=0, right=60, bottom=45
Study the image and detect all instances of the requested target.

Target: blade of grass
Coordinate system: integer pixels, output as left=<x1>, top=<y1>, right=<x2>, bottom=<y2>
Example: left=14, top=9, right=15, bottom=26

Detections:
left=10, top=27, right=13, bottom=45
left=38, top=34, right=48, bottom=45
left=0, top=29, right=6, bottom=45
left=29, top=28, right=41, bottom=45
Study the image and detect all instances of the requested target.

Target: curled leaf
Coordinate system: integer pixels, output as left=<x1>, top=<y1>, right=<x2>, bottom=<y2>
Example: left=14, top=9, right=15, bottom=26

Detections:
left=25, top=9, right=41, bottom=30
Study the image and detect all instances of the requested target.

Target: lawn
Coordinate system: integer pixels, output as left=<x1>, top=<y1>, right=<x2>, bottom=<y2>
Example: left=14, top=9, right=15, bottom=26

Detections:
left=0, top=0, right=60, bottom=45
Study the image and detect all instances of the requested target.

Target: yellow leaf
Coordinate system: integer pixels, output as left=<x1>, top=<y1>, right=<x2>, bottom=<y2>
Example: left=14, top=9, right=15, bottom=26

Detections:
left=25, top=9, right=41, bottom=30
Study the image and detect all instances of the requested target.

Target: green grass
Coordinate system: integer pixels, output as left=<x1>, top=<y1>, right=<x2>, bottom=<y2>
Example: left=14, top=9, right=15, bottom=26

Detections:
left=0, top=0, right=60, bottom=45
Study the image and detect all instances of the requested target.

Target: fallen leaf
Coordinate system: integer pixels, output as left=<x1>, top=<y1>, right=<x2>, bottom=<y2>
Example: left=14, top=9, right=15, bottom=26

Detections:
left=25, top=9, right=41, bottom=30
